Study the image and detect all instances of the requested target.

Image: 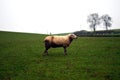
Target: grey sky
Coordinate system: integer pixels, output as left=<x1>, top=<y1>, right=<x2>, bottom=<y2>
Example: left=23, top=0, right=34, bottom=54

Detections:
left=0, top=0, right=120, bottom=34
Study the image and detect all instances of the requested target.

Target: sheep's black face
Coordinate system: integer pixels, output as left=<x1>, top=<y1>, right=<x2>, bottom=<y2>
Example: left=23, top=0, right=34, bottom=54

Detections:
left=69, top=34, right=77, bottom=39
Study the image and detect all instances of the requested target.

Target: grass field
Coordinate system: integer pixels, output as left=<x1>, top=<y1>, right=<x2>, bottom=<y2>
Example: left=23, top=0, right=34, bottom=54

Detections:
left=0, top=31, right=120, bottom=80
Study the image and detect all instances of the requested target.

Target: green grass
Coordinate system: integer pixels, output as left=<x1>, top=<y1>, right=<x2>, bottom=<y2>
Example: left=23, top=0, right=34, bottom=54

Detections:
left=0, top=31, right=120, bottom=80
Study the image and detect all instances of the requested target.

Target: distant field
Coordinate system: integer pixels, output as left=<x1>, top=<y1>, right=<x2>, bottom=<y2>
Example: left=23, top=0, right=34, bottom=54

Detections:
left=0, top=31, right=120, bottom=80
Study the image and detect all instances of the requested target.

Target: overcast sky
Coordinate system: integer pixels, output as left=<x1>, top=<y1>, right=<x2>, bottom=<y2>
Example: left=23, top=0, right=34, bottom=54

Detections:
left=0, top=0, right=120, bottom=34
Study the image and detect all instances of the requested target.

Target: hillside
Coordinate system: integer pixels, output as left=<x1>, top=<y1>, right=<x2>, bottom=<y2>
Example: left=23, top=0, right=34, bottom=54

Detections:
left=0, top=31, right=120, bottom=80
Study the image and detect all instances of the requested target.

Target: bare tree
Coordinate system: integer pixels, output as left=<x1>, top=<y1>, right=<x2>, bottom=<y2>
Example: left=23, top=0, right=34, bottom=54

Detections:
left=101, top=14, right=112, bottom=30
left=87, top=13, right=100, bottom=32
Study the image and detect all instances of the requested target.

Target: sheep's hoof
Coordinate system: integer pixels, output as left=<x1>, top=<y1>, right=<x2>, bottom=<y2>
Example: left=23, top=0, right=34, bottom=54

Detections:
left=42, top=53, right=49, bottom=56
left=42, top=54, right=46, bottom=56
left=64, top=53, right=67, bottom=55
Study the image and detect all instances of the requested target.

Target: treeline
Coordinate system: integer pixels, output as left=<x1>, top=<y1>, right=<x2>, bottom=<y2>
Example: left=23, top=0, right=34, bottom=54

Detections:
left=73, top=29, right=120, bottom=37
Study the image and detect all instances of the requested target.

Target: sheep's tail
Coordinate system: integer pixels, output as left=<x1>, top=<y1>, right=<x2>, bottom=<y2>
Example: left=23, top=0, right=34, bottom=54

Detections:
left=43, top=36, right=53, bottom=44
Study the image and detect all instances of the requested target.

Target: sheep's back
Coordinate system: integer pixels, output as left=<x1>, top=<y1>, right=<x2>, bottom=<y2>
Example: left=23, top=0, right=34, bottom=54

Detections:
left=52, top=36, right=69, bottom=45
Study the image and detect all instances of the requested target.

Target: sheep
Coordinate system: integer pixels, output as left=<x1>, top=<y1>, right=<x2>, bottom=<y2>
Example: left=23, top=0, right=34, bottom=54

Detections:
left=43, top=34, right=77, bottom=55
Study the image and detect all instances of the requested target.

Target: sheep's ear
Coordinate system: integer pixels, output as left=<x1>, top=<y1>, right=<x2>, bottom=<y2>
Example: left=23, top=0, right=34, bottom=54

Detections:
left=71, top=34, right=77, bottom=39
left=70, top=34, right=74, bottom=38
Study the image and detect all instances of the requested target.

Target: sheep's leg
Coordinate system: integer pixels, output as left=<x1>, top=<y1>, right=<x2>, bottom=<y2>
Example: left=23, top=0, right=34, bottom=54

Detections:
left=63, top=47, right=67, bottom=55
left=43, top=41, right=50, bottom=56
left=43, top=48, right=49, bottom=56
left=44, top=49, right=48, bottom=55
